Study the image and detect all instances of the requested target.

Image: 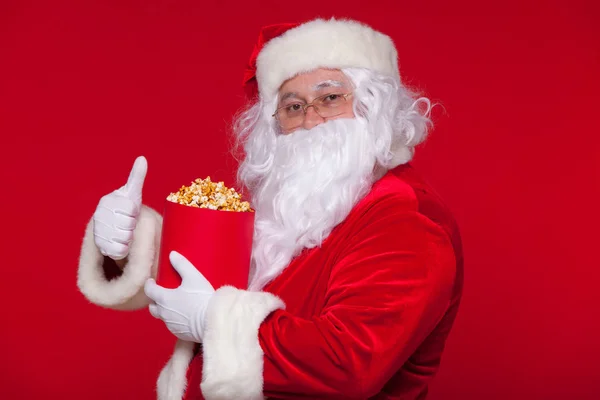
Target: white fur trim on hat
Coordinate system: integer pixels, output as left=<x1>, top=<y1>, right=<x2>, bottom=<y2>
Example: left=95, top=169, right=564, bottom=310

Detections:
left=256, top=18, right=400, bottom=103
left=77, top=205, right=162, bottom=311
left=200, top=286, right=286, bottom=400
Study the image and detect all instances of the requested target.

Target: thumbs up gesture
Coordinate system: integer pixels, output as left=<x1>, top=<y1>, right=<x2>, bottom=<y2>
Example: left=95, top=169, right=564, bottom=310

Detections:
left=92, top=156, right=148, bottom=260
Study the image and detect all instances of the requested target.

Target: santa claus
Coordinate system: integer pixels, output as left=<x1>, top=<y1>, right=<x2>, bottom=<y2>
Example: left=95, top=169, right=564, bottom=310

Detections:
left=77, top=17, right=464, bottom=400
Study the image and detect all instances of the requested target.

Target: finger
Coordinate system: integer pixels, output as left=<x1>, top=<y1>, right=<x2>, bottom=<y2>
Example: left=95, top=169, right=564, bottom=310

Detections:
left=124, top=156, right=148, bottom=199
left=93, top=218, right=132, bottom=255
left=170, top=251, right=214, bottom=291
left=144, top=278, right=166, bottom=303
left=93, top=202, right=113, bottom=222
left=98, top=195, right=138, bottom=218
left=169, top=251, right=198, bottom=282
left=110, top=228, right=133, bottom=246
left=148, top=303, right=161, bottom=319
left=106, top=241, right=128, bottom=260
left=93, top=236, right=128, bottom=260
left=93, top=233, right=111, bottom=253
left=113, top=214, right=136, bottom=231
left=93, top=214, right=114, bottom=238
left=107, top=248, right=128, bottom=260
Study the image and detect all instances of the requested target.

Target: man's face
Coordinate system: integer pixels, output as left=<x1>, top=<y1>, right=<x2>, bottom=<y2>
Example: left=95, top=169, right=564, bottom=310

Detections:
left=276, top=68, right=355, bottom=134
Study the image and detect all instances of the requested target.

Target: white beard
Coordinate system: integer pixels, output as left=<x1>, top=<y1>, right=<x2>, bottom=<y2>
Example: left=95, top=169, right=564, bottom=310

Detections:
left=247, top=117, right=383, bottom=291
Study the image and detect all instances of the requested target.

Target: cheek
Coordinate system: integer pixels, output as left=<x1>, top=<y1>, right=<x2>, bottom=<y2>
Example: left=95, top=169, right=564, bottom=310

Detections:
left=344, top=98, right=356, bottom=118
left=340, top=104, right=355, bottom=119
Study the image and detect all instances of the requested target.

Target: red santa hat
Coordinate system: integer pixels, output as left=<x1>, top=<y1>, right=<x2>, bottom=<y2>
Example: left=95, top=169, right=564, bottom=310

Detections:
left=243, top=18, right=400, bottom=103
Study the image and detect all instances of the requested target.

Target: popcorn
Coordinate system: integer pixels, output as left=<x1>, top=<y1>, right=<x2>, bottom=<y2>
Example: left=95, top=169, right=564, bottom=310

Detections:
left=166, top=177, right=254, bottom=212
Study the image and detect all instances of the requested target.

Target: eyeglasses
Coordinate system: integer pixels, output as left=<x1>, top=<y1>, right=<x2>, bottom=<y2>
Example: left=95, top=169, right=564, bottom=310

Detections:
left=272, top=92, right=353, bottom=130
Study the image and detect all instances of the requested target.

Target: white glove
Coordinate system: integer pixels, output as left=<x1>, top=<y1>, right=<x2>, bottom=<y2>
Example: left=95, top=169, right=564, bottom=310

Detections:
left=92, top=156, right=148, bottom=260
left=144, top=251, right=215, bottom=343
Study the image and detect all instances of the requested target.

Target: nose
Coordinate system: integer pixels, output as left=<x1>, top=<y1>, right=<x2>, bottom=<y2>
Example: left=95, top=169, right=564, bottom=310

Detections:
left=302, top=106, right=325, bottom=130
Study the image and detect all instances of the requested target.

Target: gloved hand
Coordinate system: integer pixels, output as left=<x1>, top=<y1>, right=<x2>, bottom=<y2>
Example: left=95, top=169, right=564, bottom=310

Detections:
left=144, top=251, right=215, bottom=343
left=92, top=156, right=148, bottom=260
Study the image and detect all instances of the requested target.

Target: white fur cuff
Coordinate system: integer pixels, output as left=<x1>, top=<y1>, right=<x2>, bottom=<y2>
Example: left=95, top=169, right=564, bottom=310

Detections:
left=200, top=286, right=286, bottom=400
left=157, top=339, right=196, bottom=400
left=77, top=205, right=163, bottom=311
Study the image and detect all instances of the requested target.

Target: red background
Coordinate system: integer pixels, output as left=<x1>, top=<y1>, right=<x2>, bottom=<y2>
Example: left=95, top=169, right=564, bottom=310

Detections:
left=1, top=0, right=599, bottom=399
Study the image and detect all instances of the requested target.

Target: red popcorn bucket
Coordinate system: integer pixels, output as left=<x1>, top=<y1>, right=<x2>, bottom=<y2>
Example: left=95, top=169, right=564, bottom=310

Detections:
left=156, top=199, right=255, bottom=290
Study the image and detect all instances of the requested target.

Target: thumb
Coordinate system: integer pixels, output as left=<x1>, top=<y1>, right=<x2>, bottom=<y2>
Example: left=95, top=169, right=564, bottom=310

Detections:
left=124, top=156, right=148, bottom=200
left=170, top=251, right=215, bottom=292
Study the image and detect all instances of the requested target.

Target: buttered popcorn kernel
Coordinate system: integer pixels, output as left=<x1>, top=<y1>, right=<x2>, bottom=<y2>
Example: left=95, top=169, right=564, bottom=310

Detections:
left=166, top=177, right=254, bottom=212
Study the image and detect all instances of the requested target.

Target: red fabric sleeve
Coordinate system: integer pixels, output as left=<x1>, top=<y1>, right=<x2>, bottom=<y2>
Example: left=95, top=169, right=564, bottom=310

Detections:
left=259, top=195, right=457, bottom=399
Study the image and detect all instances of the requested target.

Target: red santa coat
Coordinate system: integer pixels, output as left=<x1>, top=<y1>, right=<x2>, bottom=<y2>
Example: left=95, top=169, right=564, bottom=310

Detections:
left=76, top=163, right=463, bottom=400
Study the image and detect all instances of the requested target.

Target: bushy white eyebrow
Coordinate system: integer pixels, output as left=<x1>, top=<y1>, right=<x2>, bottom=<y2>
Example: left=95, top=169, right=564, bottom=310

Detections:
left=279, top=80, right=346, bottom=104
left=280, top=92, right=300, bottom=102
left=311, top=80, right=344, bottom=91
